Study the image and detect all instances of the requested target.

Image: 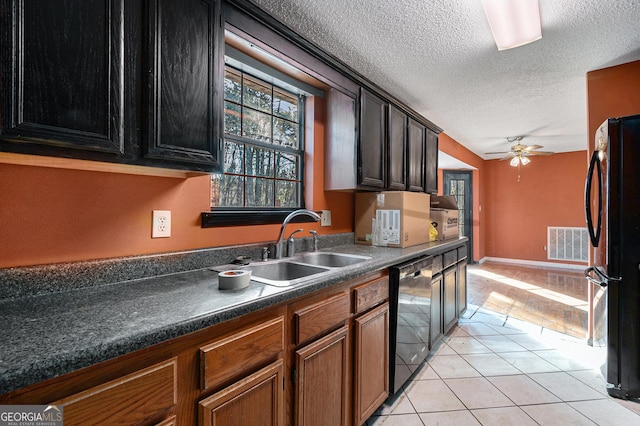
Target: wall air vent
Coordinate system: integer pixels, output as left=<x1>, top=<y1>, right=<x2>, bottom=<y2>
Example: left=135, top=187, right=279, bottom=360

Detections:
left=547, top=227, right=588, bottom=263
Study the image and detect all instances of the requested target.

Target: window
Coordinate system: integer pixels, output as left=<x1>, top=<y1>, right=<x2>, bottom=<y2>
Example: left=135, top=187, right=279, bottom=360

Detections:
left=211, top=66, right=304, bottom=209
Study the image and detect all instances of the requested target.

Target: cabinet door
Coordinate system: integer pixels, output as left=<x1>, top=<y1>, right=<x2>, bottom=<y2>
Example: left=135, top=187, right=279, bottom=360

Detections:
left=354, top=303, right=389, bottom=426
left=443, top=266, right=458, bottom=334
left=145, top=0, right=223, bottom=171
left=425, top=128, right=439, bottom=194
left=359, top=88, right=386, bottom=188
left=387, top=105, right=407, bottom=190
left=406, top=118, right=425, bottom=192
left=430, top=274, right=443, bottom=348
left=458, top=260, right=467, bottom=316
left=325, top=88, right=357, bottom=190
left=0, top=0, right=125, bottom=155
left=295, top=325, right=349, bottom=426
left=199, top=360, right=284, bottom=426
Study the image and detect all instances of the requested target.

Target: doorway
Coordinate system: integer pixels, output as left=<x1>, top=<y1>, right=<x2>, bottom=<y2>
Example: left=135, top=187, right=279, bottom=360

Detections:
left=443, top=171, right=474, bottom=263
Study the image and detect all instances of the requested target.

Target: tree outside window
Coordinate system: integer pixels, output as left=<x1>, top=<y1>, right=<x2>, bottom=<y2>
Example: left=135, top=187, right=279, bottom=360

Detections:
left=211, top=66, right=304, bottom=209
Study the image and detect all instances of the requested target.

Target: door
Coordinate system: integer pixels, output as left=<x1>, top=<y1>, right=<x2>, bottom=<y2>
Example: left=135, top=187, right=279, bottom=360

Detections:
left=443, top=171, right=473, bottom=262
left=406, top=118, right=425, bottom=192
left=359, top=88, right=386, bottom=189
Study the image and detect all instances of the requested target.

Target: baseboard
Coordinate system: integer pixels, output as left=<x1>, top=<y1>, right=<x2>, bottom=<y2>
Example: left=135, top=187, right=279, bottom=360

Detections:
left=478, top=256, right=587, bottom=271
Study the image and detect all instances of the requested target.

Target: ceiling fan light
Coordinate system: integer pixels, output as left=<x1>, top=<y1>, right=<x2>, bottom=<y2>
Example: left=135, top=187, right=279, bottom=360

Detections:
left=481, top=0, right=542, bottom=50
left=520, top=156, right=531, bottom=165
left=510, top=156, right=520, bottom=167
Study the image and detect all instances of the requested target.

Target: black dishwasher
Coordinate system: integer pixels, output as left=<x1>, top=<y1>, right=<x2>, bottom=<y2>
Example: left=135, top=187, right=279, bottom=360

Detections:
left=389, top=256, right=433, bottom=394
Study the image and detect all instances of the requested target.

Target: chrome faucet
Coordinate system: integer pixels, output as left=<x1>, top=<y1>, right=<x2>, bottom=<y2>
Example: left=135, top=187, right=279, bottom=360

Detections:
left=274, top=209, right=321, bottom=259
left=287, top=229, right=303, bottom=257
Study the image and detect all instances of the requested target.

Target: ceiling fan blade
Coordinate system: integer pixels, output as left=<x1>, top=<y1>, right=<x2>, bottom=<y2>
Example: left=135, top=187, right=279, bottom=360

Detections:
left=524, top=144, right=544, bottom=151
left=484, top=151, right=510, bottom=155
left=526, top=151, right=554, bottom=156
left=499, top=154, right=515, bottom=161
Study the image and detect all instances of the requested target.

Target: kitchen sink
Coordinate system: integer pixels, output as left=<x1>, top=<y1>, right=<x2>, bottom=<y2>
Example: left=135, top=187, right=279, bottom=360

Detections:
left=292, top=252, right=371, bottom=268
left=213, top=252, right=371, bottom=288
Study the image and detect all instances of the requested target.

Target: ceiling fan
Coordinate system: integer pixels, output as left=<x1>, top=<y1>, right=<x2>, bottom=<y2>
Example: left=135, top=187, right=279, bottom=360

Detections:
left=485, top=136, right=555, bottom=167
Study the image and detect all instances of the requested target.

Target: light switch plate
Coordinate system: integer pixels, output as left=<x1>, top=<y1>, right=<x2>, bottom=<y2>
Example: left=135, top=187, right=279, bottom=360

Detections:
left=321, top=210, right=332, bottom=227
left=152, top=210, right=171, bottom=238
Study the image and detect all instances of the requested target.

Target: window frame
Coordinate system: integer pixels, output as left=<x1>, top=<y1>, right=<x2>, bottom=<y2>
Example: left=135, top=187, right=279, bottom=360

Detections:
left=203, top=64, right=309, bottom=228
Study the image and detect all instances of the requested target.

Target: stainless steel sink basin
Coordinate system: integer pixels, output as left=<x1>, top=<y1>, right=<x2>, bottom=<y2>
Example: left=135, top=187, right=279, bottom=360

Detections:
left=247, top=261, right=330, bottom=287
left=292, top=252, right=371, bottom=268
left=213, top=252, right=371, bottom=287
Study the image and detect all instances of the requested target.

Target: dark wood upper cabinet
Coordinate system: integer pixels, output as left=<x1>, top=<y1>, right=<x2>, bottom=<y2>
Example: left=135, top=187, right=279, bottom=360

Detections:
left=359, top=88, right=386, bottom=189
left=0, top=0, right=125, bottom=155
left=0, top=0, right=223, bottom=173
left=407, top=118, right=426, bottom=192
left=425, top=128, right=439, bottom=194
left=144, top=0, right=223, bottom=169
left=387, top=105, right=407, bottom=191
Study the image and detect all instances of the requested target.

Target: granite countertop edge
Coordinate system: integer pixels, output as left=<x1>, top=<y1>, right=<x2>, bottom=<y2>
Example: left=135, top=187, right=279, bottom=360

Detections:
left=0, top=237, right=467, bottom=396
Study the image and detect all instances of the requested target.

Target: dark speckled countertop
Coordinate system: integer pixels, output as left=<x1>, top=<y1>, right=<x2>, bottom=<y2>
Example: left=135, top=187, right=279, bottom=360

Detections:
left=0, top=236, right=467, bottom=396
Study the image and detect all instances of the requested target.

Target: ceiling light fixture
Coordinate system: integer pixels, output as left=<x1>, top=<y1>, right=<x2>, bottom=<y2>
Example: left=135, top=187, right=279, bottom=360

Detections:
left=481, top=0, right=542, bottom=50
left=510, top=154, right=531, bottom=167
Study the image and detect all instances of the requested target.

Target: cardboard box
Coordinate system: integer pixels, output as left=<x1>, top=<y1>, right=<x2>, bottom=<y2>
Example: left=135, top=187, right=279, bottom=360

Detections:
left=355, top=191, right=431, bottom=248
left=430, top=195, right=460, bottom=241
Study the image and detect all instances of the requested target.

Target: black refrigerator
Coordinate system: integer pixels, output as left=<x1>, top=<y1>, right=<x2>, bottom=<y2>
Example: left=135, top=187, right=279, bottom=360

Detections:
left=585, top=114, right=640, bottom=400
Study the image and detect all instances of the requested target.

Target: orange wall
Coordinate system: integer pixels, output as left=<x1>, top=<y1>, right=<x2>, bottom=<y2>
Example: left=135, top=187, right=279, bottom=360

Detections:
left=0, top=97, right=354, bottom=268
left=484, top=151, right=587, bottom=262
left=587, top=60, right=640, bottom=156
left=438, top=133, right=486, bottom=261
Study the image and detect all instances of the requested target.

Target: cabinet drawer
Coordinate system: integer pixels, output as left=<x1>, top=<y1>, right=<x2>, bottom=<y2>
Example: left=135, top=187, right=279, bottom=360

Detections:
left=443, top=249, right=457, bottom=269
left=55, top=358, right=177, bottom=426
left=200, top=316, right=285, bottom=390
left=457, top=245, right=467, bottom=260
left=294, top=292, right=349, bottom=345
left=353, top=276, right=389, bottom=314
left=432, top=254, right=443, bottom=274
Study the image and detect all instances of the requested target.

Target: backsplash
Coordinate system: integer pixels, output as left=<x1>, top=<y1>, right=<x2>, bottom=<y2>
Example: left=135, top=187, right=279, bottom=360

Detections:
left=0, top=233, right=354, bottom=300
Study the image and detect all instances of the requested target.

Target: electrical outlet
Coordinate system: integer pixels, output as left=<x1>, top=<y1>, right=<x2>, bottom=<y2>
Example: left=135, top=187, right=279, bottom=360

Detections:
left=152, top=210, right=171, bottom=238
left=321, top=210, right=332, bottom=227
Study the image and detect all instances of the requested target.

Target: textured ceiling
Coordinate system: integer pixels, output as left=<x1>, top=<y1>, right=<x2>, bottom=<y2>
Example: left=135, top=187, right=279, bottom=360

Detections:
left=249, top=0, right=640, bottom=161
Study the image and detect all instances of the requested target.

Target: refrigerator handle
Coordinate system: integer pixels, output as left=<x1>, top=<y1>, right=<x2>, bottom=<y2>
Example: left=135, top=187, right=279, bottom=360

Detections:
left=585, top=151, right=602, bottom=247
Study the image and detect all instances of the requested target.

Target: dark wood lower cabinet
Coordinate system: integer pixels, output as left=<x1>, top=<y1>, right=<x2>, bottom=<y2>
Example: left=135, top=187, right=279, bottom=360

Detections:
left=458, top=260, right=467, bottom=316
left=295, top=326, right=350, bottom=426
left=443, top=266, right=458, bottom=334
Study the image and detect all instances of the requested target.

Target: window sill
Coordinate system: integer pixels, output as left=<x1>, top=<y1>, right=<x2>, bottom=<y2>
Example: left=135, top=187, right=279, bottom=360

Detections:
left=201, top=209, right=319, bottom=227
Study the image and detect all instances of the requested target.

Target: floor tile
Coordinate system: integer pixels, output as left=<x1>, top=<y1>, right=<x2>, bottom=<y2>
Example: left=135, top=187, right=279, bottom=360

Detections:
left=367, top=413, right=424, bottom=426
left=498, top=351, right=561, bottom=374
left=567, top=369, right=608, bottom=396
left=504, top=333, right=557, bottom=350
left=529, top=371, right=606, bottom=401
left=458, top=322, right=503, bottom=336
left=412, top=362, right=439, bottom=380
left=570, top=399, right=640, bottom=425
left=405, top=379, right=466, bottom=413
left=446, top=336, right=492, bottom=354
left=430, top=342, right=457, bottom=356
left=428, top=354, right=481, bottom=379
left=374, top=390, right=416, bottom=416
left=488, top=375, right=561, bottom=405
left=521, top=403, right=596, bottom=425
left=419, top=410, right=481, bottom=425
left=470, top=311, right=506, bottom=326
left=445, top=377, right=514, bottom=409
left=462, top=353, right=522, bottom=376
left=470, top=406, right=538, bottom=426
left=502, top=316, right=545, bottom=335
left=533, top=349, right=598, bottom=371
left=476, top=334, right=528, bottom=352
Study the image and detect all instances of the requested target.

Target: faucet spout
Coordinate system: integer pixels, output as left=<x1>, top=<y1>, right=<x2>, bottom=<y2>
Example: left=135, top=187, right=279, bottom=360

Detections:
left=274, top=209, right=321, bottom=259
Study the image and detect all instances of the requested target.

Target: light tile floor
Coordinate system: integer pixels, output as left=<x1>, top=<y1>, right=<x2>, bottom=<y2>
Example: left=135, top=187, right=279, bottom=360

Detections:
left=367, top=304, right=640, bottom=425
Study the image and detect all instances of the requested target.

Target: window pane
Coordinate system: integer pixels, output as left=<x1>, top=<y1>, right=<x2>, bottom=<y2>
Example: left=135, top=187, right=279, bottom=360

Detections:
left=223, top=141, right=244, bottom=174
left=273, top=88, right=298, bottom=120
left=246, top=146, right=274, bottom=177
left=224, top=101, right=241, bottom=136
left=224, top=68, right=242, bottom=103
left=246, top=177, right=274, bottom=207
left=243, top=108, right=272, bottom=143
left=276, top=180, right=298, bottom=208
left=273, top=117, right=298, bottom=148
left=211, top=174, right=244, bottom=207
left=243, top=75, right=272, bottom=113
left=276, top=153, right=298, bottom=179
